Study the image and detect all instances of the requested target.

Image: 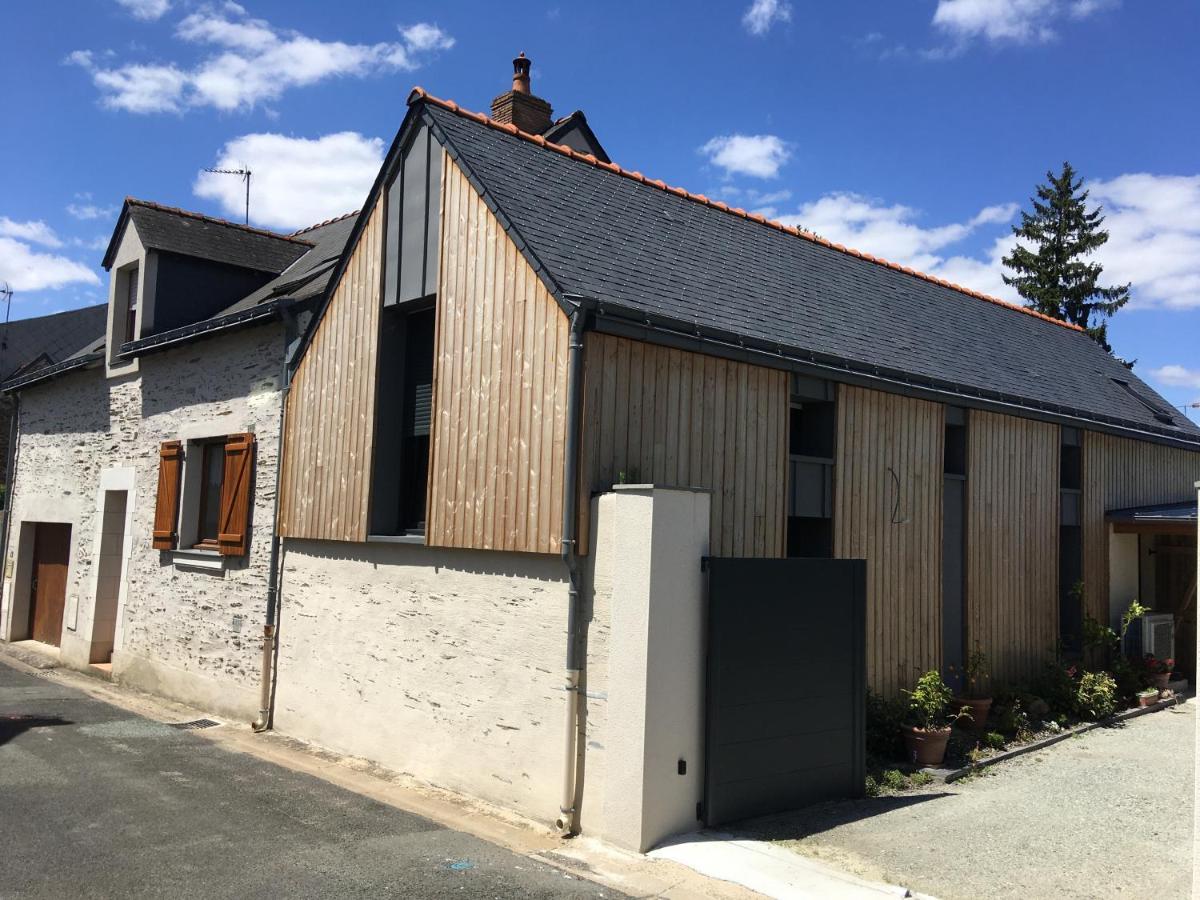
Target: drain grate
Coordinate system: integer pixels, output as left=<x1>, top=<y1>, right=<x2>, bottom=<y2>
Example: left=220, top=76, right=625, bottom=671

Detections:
left=168, top=718, right=220, bottom=730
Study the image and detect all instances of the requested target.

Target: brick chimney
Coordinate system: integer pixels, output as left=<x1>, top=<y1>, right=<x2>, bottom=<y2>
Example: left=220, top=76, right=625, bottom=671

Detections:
left=491, top=53, right=553, bottom=134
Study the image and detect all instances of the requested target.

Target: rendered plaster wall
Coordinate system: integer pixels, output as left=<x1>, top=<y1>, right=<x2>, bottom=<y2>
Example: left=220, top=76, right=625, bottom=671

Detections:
left=1109, top=529, right=1140, bottom=628
left=274, top=537, right=612, bottom=831
left=1, top=323, right=284, bottom=719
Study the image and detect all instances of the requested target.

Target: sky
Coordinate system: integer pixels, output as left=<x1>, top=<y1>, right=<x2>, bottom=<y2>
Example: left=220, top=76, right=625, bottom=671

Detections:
left=1, top=0, right=1197, bottom=423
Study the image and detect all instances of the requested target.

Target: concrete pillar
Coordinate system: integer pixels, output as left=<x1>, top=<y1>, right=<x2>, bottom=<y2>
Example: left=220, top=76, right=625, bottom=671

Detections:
left=1108, top=528, right=1139, bottom=629
left=593, top=485, right=710, bottom=853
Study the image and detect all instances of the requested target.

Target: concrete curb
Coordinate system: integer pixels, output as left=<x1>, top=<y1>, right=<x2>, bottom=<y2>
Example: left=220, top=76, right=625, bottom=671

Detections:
left=923, top=691, right=1192, bottom=783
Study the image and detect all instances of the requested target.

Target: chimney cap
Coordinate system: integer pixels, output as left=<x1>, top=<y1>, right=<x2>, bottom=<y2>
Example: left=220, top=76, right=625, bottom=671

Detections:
left=512, top=52, right=531, bottom=94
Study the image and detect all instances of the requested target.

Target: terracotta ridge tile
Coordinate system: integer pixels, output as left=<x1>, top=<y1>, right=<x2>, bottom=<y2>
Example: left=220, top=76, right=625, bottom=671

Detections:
left=405, top=89, right=1083, bottom=334
left=290, top=209, right=360, bottom=236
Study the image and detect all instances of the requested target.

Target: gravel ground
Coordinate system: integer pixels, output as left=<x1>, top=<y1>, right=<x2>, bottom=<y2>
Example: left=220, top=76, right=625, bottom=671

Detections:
left=748, top=702, right=1194, bottom=900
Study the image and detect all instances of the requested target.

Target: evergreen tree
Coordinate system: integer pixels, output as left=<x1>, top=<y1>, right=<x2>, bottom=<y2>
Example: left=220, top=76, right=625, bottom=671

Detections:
left=1002, top=161, right=1130, bottom=351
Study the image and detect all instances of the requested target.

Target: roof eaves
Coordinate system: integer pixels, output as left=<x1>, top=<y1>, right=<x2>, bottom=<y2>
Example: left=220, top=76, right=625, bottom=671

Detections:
left=1, top=352, right=103, bottom=394
left=410, top=87, right=1083, bottom=336
left=118, top=299, right=284, bottom=360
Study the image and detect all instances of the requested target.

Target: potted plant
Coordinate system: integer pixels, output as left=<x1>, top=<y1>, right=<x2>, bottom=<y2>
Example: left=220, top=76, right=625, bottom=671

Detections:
left=1137, top=687, right=1160, bottom=708
left=903, top=670, right=960, bottom=767
left=953, top=647, right=993, bottom=732
left=1145, top=655, right=1174, bottom=690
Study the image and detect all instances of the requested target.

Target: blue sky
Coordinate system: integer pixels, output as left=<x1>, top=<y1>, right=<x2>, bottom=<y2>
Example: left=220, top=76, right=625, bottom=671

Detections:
left=2, top=0, right=1197, bottom=421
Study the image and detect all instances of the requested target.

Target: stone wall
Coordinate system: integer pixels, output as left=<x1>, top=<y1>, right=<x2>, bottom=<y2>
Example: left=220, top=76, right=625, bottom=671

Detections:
left=1, top=323, right=284, bottom=718
left=274, top=537, right=612, bottom=830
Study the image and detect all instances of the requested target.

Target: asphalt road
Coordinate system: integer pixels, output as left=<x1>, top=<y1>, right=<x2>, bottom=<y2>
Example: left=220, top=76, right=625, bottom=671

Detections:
left=0, top=662, right=620, bottom=899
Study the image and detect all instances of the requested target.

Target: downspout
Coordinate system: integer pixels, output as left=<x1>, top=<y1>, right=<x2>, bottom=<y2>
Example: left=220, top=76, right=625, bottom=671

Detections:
left=556, top=299, right=589, bottom=835
left=0, top=395, right=18, bottom=630
left=252, top=304, right=295, bottom=733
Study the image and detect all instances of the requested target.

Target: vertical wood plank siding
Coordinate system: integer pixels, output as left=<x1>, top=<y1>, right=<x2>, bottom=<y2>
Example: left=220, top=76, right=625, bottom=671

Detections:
left=278, top=202, right=384, bottom=541
left=425, top=154, right=570, bottom=554
left=833, top=385, right=945, bottom=697
left=966, top=411, right=1060, bottom=684
left=577, top=331, right=787, bottom=557
left=1081, top=432, right=1200, bottom=625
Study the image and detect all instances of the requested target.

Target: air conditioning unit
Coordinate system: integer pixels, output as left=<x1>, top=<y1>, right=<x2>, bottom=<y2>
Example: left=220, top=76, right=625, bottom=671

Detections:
left=1122, top=613, right=1175, bottom=661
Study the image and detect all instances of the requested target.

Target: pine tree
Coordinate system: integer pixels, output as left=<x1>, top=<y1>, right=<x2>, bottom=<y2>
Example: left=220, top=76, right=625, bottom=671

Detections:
left=1002, top=161, right=1130, bottom=351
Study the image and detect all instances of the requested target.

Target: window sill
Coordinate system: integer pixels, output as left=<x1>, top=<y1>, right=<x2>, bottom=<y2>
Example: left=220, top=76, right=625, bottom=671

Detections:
left=366, top=533, right=426, bottom=545
left=170, top=548, right=226, bottom=572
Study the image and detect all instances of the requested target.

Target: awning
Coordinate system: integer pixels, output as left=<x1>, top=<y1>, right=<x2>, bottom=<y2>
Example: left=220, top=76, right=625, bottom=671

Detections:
left=1106, top=500, right=1198, bottom=536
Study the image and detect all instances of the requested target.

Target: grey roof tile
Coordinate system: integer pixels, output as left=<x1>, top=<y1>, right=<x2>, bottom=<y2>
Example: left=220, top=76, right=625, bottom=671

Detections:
left=425, top=103, right=1199, bottom=443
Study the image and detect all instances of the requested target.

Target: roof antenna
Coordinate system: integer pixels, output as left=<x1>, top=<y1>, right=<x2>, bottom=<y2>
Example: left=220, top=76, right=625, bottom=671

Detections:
left=203, top=167, right=252, bottom=224
left=0, top=282, right=12, bottom=354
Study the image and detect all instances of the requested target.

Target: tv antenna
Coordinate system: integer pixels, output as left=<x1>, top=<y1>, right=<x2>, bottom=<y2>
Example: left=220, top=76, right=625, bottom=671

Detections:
left=1, top=282, right=12, bottom=359
left=204, top=167, right=252, bottom=224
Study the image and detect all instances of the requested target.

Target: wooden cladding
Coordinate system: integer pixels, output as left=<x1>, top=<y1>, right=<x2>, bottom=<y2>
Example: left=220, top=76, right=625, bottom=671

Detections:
left=833, top=385, right=944, bottom=697
left=578, top=332, right=788, bottom=558
left=152, top=440, right=183, bottom=550
left=966, top=411, right=1060, bottom=684
left=217, top=433, right=255, bottom=557
left=279, top=202, right=384, bottom=541
left=1081, top=432, right=1200, bottom=625
left=425, top=154, right=570, bottom=553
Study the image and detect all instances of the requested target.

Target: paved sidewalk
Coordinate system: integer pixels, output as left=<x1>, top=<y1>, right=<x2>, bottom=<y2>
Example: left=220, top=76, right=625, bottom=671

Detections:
left=748, top=702, right=1195, bottom=900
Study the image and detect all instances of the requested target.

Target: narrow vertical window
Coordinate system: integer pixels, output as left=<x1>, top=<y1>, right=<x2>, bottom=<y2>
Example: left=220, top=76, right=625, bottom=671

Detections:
left=942, top=407, right=968, bottom=689
left=1059, top=427, right=1084, bottom=655
left=124, top=264, right=139, bottom=344
left=786, top=375, right=835, bottom=558
left=195, top=441, right=225, bottom=547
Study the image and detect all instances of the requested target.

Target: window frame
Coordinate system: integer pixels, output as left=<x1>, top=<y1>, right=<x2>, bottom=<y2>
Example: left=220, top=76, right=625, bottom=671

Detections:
left=192, top=439, right=226, bottom=550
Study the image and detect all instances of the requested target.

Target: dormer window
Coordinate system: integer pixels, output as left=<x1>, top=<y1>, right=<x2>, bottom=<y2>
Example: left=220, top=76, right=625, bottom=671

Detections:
left=124, top=264, right=139, bottom=345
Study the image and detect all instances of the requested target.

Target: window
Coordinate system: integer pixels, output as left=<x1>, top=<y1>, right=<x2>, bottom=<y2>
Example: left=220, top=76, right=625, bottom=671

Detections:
left=194, top=441, right=226, bottom=548
left=786, top=375, right=836, bottom=558
left=369, top=305, right=435, bottom=535
left=125, top=264, right=139, bottom=344
left=1059, top=427, right=1083, bottom=654
left=152, top=434, right=255, bottom=557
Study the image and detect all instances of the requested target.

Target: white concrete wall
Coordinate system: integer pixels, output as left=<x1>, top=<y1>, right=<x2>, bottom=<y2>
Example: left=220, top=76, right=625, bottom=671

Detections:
left=592, top=487, right=710, bottom=852
left=273, top=538, right=611, bottom=829
left=1, top=323, right=284, bottom=719
left=1109, top=529, right=1140, bottom=628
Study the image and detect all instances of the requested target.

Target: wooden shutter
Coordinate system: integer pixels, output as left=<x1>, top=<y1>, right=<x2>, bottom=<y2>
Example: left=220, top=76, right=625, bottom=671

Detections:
left=217, top=432, right=255, bottom=557
left=152, top=441, right=183, bottom=550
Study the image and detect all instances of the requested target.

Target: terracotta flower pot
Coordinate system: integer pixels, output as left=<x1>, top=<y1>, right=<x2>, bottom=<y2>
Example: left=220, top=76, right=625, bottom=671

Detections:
left=1138, top=692, right=1159, bottom=708
left=1152, top=672, right=1170, bottom=690
left=903, top=725, right=952, bottom=767
left=953, top=697, right=992, bottom=731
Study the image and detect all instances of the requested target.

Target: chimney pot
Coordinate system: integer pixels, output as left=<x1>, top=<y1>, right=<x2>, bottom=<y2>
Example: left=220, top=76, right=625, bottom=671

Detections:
left=512, top=52, right=531, bottom=94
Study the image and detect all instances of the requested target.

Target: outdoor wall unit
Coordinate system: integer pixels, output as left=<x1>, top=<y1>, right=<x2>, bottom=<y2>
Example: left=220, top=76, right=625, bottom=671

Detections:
left=1122, top=612, right=1175, bottom=660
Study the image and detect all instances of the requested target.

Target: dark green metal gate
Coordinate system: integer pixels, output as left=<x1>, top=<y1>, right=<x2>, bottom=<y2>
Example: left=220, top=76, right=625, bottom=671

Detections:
left=703, top=557, right=866, bottom=827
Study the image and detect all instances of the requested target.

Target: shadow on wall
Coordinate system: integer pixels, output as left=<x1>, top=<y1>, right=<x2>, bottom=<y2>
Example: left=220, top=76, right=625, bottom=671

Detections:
left=737, top=791, right=954, bottom=842
left=283, top=538, right=571, bottom=584
left=137, top=325, right=284, bottom=420
left=18, top=369, right=113, bottom=437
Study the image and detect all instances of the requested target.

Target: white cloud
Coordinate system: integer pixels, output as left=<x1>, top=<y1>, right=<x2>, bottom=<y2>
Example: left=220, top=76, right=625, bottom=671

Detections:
left=115, top=0, right=170, bottom=21
left=66, top=202, right=118, bottom=221
left=742, top=0, right=792, bottom=36
left=0, top=218, right=63, bottom=248
left=71, top=6, right=454, bottom=114
left=1085, top=173, right=1200, bottom=310
left=700, top=135, right=791, bottom=179
left=194, top=131, right=384, bottom=231
left=1150, top=365, right=1200, bottom=391
left=930, top=0, right=1117, bottom=48
left=0, top=238, right=100, bottom=292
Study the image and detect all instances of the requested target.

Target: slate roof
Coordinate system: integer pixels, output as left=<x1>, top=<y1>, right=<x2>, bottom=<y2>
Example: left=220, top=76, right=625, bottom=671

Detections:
left=102, top=199, right=312, bottom=274
left=0, top=304, right=107, bottom=381
left=418, top=97, right=1200, bottom=445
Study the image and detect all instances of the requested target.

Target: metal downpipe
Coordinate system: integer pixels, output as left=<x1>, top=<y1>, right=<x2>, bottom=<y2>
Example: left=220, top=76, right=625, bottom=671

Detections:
left=252, top=305, right=294, bottom=733
left=555, top=302, right=588, bottom=835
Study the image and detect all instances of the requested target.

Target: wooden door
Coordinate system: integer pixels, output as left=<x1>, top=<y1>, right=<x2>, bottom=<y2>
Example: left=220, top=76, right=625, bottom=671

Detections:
left=30, top=523, right=71, bottom=646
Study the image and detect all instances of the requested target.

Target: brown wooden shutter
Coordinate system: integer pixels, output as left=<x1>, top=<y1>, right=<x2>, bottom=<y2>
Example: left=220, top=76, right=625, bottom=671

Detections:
left=217, top=432, right=255, bottom=557
left=152, top=440, right=184, bottom=550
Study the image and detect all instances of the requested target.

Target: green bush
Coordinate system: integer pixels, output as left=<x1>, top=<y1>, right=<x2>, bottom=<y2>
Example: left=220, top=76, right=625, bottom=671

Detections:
left=983, top=731, right=1006, bottom=750
left=905, top=670, right=955, bottom=730
left=1075, top=671, right=1117, bottom=721
left=1032, top=663, right=1077, bottom=723
left=864, top=774, right=880, bottom=797
left=865, top=689, right=907, bottom=760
